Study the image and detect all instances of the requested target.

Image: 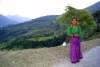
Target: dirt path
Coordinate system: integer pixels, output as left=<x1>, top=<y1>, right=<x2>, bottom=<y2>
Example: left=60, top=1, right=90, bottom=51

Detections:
left=53, top=46, right=100, bottom=67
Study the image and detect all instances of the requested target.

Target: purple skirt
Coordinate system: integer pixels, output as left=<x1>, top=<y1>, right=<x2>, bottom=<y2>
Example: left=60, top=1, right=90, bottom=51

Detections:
left=70, top=36, right=83, bottom=63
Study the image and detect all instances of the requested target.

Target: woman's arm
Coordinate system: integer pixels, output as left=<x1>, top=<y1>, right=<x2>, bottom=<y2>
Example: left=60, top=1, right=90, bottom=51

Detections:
left=67, top=26, right=73, bottom=36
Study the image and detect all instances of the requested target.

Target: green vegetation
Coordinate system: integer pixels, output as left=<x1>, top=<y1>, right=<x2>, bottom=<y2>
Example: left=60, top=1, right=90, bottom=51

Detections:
left=56, top=6, right=99, bottom=40
left=0, top=34, right=67, bottom=50
left=28, top=35, right=58, bottom=41
left=92, top=10, right=100, bottom=31
left=0, top=15, right=67, bottom=50
left=57, top=6, right=96, bottom=30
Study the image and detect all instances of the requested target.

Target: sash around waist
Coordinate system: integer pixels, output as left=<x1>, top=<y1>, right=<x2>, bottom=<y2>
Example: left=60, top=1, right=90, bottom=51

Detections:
left=70, top=36, right=80, bottom=38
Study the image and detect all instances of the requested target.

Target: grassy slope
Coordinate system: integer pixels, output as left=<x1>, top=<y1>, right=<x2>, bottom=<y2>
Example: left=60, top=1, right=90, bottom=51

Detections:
left=28, top=35, right=58, bottom=41
left=0, top=38, right=100, bottom=67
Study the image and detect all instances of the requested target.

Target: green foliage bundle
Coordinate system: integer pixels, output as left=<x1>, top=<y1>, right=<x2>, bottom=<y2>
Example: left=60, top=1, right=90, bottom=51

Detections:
left=57, top=6, right=97, bottom=30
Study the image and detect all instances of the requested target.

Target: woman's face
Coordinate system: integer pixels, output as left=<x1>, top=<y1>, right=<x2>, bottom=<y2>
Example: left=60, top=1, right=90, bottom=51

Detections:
left=72, top=19, right=77, bottom=25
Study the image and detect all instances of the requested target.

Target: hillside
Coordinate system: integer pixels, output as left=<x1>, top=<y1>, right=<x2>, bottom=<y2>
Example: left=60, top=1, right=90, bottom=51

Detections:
left=0, top=38, right=100, bottom=67
left=0, top=7, right=100, bottom=50
left=92, top=10, right=100, bottom=31
left=6, top=15, right=32, bottom=23
left=0, top=14, right=18, bottom=27
left=0, top=15, right=59, bottom=40
left=84, top=1, right=100, bottom=13
left=0, top=15, right=59, bottom=36
left=0, top=15, right=64, bottom=50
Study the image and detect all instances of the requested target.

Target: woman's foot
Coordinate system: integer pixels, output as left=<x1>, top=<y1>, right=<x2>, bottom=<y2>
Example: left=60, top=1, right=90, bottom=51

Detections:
left=71, top=62, right=76, bottom=63
left=76, top=60, right=80, bottom=62
left=79, top=57, right=83, bottom=59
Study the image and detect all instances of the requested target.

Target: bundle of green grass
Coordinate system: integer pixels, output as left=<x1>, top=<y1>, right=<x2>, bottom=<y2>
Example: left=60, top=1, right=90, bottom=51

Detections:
left=56, top=6, right=97, bottom=31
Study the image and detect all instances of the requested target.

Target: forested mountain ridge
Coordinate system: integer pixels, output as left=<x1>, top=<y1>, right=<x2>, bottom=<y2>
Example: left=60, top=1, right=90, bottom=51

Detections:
left=85, top=1, right=100, bottom=13
left=0, top=14, right=18, bottom=27
left=0, top=15, right=59, bottom=40
left=6, top=15, right=32, bottom=23
left=0, top=15, right=63, bottom=50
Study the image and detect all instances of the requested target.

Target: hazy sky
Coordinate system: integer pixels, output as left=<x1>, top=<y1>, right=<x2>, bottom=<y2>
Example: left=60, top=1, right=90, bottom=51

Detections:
left=0, top=0, right=99, bottom=19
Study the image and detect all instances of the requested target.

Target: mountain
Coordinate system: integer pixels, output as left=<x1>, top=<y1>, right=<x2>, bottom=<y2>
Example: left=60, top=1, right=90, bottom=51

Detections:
left=0, top=15, right=59, bottom=39
left=32, top=15, right=59, bottom=22
left=6, top=15, right=32, bottom=23
left=84, top=1, right=100, bottom=13
left=0, top=15, right=58, bottom=39
left=0, top=14, right=19, bottom=27
left=0, top=15, right=63, bottom=50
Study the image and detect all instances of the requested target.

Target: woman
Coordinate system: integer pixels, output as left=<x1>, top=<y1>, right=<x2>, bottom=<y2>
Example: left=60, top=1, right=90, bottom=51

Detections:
left=67, top=17, right=83, bottom=63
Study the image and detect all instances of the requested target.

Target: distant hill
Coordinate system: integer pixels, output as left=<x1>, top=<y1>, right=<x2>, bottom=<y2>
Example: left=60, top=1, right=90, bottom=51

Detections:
left=32, top=15, right=59, bottom=22
left=6, top=15, right=32, bottom=23
left=0, top=14, right=18, bottom=27
left=0, top=15, right=61, bottom=49
left=84, top=1, right=100, bottom=13
left=0, top=15, right=59, bottom=39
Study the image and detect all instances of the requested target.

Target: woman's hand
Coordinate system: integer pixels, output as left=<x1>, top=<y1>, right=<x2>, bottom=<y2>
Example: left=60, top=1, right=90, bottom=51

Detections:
left=74, top=34, right=79, bottom=37
left=70, top=34, right=73, bottom=37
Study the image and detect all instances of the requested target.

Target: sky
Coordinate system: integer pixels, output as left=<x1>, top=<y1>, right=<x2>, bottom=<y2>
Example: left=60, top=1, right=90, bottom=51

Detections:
left=0, top=0, right=99, bottom=19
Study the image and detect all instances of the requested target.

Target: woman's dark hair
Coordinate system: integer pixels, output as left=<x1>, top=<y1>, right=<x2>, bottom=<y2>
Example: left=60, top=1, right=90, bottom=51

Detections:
left=72, top=17, right=78, bottom=21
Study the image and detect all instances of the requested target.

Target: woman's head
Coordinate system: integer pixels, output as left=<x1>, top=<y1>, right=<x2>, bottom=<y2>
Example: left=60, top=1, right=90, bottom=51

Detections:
left=72, top=17, right=78, bottom=25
